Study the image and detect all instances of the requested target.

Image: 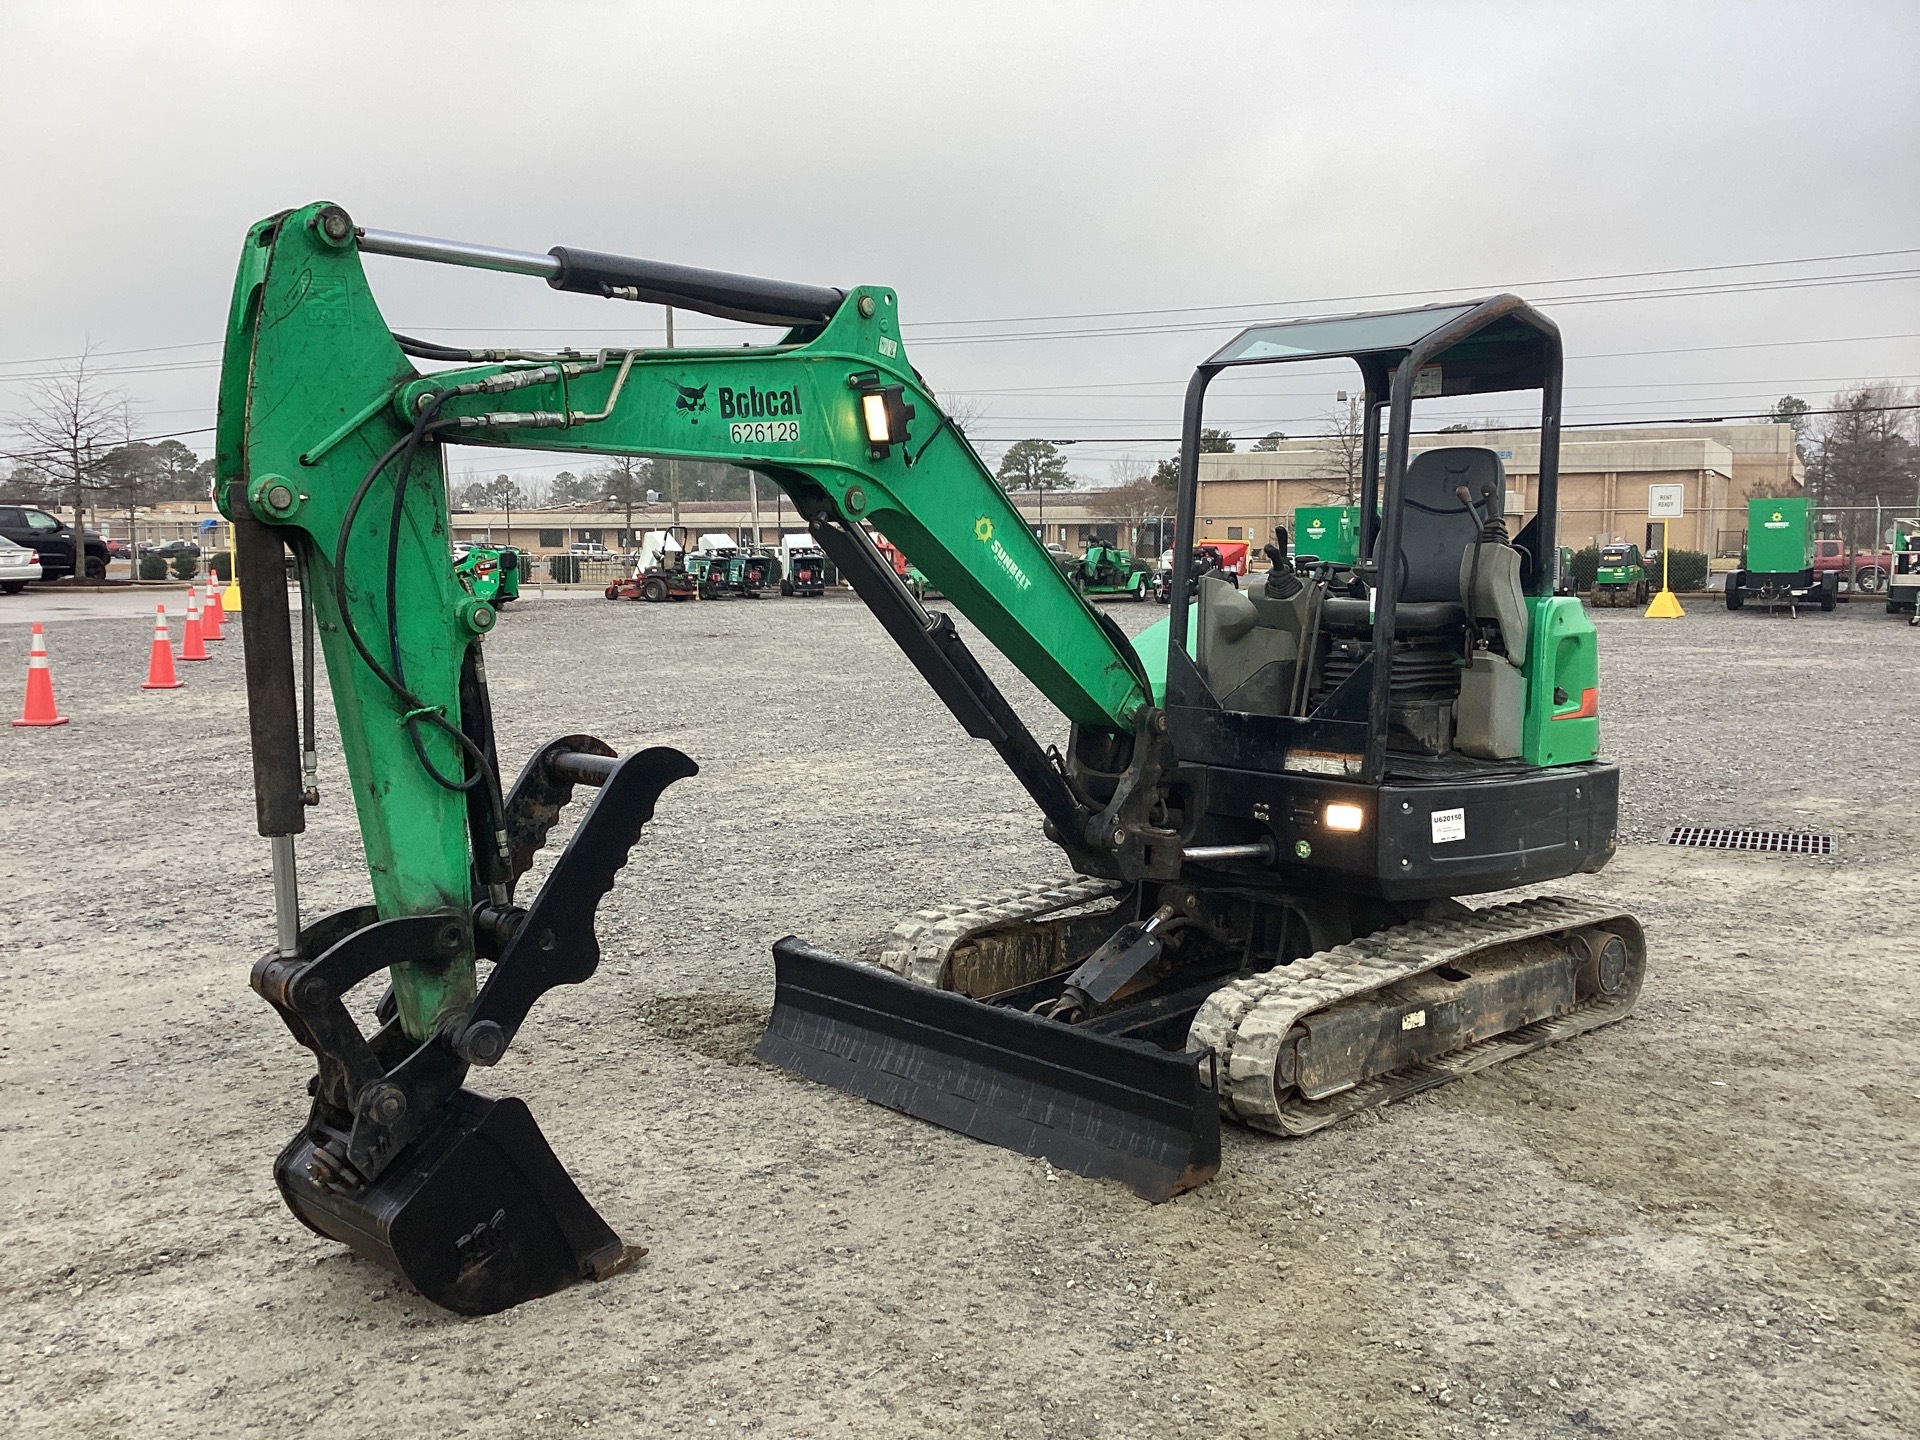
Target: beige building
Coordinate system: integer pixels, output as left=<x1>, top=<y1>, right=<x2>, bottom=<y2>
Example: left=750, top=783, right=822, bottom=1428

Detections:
left=1198, top=423, right=1802, bottom=561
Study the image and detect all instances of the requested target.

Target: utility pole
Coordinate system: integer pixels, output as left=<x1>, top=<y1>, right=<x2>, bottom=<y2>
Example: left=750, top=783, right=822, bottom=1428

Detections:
left=749, top=471, right=761, bottom=549
left=665, top=306, right=681, bottom=531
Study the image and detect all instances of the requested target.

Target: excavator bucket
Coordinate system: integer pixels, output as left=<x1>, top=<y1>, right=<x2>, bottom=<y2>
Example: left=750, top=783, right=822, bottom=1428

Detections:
left=760, top=939, right=1220, bottom=1201
left=275, top=1090, right=634, bottom=1316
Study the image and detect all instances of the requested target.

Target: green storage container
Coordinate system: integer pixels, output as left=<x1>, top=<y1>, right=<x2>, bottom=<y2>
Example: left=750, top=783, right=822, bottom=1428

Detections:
left=1745, top=497, right=1811, bottom=577
left=1294, top=506, right=1361, bottom=565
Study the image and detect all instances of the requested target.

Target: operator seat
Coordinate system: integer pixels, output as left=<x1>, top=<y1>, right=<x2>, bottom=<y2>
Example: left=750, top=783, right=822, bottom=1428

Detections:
left=1318, top=446, right=1488, bottom=634
left=1414, top=447, right=1529, bottom=662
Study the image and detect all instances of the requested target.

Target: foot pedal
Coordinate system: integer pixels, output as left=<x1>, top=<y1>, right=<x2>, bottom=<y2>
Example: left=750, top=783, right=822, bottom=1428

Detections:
left=276, top=1090, right=633, bottom=1316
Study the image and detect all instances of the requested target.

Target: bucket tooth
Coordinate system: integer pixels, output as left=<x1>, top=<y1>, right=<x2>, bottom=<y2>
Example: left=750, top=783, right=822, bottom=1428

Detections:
left=760, top=937, right=1219, bottom=1202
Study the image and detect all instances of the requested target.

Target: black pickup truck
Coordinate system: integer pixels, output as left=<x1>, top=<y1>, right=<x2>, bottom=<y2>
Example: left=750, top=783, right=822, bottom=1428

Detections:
left=0, top=503, right=109, bottom=580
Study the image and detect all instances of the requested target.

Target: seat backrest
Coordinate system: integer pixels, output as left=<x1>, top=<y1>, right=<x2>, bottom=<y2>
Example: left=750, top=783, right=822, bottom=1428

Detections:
left=1399, top=447, right=1503, bottom=603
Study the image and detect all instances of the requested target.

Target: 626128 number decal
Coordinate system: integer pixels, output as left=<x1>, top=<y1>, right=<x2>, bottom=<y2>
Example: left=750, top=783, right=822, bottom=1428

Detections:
left=729, top=420, right=798, bottom=444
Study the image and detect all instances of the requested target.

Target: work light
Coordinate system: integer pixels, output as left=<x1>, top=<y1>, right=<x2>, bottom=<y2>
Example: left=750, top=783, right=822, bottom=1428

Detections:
left=1324, top=802, right=1365, bottom=832
left=851, top=372, right=915, bottom=459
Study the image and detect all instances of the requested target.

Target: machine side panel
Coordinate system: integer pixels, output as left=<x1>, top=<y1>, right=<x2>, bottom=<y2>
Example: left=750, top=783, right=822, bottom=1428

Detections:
left=1521, top=596, right=1601, bottom=768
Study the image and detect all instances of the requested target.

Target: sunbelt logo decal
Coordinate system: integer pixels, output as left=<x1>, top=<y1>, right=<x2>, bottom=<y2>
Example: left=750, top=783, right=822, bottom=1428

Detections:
left=1763, top=510, right=1789, bottom=530
left=1305, top=521, right=1327, bottom=538
left=972, top=515, right=1030, bottom=590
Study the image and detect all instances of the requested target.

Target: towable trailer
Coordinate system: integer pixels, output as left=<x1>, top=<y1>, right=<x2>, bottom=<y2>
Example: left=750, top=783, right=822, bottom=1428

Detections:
left=1293, top=506, right=1361, bottom=566
left=1727, top=498, right=1838, bottom=614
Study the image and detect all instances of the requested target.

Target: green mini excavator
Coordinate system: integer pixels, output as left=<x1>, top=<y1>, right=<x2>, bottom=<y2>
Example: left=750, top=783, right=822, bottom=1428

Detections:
left=220, top=202, right=1643, bottom=1315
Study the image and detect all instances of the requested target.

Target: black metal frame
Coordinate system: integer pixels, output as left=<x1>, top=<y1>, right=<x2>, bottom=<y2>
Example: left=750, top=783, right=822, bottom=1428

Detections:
left=1167, top=294, right=1564, bottom=787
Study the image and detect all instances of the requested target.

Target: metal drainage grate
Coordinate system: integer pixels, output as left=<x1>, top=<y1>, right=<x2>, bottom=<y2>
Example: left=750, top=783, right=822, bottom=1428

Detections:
left=1664, top=826, right=1835, bottom=856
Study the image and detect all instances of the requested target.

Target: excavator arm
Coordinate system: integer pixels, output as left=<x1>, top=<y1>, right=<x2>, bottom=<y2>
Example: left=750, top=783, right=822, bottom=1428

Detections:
left=219, top=203, right=1151, bottom=1023
left=217, top=203, right=1165, bottom=1310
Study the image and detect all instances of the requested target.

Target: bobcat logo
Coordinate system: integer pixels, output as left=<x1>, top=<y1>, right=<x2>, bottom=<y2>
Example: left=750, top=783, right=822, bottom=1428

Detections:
left=675, top=383, right=709, bottom=421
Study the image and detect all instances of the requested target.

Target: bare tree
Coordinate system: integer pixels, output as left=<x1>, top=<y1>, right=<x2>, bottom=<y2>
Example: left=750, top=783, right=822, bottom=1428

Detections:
left=586, top=455, right=652, bottom=546
left=484, top=474, right=526, bottom=549
left=938, top=391, right=989, bottom=440
left=1806, top=383, right=1920, bottom=554
left=1089, top=478, right=1171, bottom=554
left=1311, top=395, right=1367, bottom=505
left=12, top=347, right=125, bottom=581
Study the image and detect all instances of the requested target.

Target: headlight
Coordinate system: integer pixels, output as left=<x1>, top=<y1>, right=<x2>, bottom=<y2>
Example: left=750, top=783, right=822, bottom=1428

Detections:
left=1323, top=802, right=1365, bottom=833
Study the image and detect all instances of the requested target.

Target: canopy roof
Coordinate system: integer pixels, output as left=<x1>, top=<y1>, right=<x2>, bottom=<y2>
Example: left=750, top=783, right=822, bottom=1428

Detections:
left=1207, top=294, right=1557, bottom=398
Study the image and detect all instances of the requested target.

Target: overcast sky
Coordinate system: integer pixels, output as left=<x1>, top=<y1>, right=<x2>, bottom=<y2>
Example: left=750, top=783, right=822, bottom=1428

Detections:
left=3, top=1, right=1916, bottom=489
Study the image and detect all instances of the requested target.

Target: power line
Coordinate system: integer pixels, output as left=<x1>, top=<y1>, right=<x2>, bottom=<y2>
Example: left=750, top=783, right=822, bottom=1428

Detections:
left=949, top=334, right=1920, bottom=395
left=0, top=425, right=214, bottom=464
left=5, top=243, right=1916, bottom=371
left=898, top=247, right=1920, bottom=331
left=965, top=401, right=1920, bottom=445
left=0, top=339, right=223, bottom=371
left=907, top=270, right=1920, bottom=347
left=954, top=372, right=1920, bottom=406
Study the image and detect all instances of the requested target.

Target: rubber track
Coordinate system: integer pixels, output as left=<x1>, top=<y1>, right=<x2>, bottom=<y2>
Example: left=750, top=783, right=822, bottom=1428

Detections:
left=875, top=876, right=1125, bottom=986
left=1187, top=895, right=1643, bottom=1136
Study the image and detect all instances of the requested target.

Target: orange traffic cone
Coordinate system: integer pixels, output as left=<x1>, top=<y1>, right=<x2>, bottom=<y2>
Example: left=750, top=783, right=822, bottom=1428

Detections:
left=13, top=622, right=70, bottom=727
left=142, top=606, right=184, bottom=690
left=181, top=588, right=210, bottom=662
left=202, top=579, right=226, bottom=641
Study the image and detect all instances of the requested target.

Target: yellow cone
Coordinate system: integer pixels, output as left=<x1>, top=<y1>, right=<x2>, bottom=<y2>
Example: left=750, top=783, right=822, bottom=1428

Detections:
left=223, top=522, right=242, bottom=613
left=1644, top=588, right=1685, bottom=619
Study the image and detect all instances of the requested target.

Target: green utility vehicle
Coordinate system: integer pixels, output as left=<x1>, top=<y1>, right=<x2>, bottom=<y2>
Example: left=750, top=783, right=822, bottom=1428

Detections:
left=217, top=203, right=1641, bottom=1316
left=1726, top=497, right=1838, bottom=614
left=1293, top=506, right=1361, bottom=566
left=453, top=543, right=520, bottom=605
left=1887, top=519, right=1918, bottom=620
left=1059, top=540, right=1150, bottom=599
left=1589, top=543, right=1648, bottom=607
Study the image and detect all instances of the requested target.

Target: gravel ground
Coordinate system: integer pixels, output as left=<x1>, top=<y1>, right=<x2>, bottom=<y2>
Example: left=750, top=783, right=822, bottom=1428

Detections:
left=1, top=591, right=1914, bottom=1439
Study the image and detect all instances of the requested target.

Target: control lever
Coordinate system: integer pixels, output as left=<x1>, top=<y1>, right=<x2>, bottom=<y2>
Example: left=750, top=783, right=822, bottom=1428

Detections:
left=1263, top=525, right=1303, bottom=599
left=1457, top=483, right=1494, bottom=649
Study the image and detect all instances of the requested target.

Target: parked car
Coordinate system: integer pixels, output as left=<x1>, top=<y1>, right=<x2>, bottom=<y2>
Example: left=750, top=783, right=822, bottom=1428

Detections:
left=569, top=541, right=616, bottom=561
left=0, top=504, right=108, bottom=580
left=0, top=535, right=43, bottom=593
left=105, top=539, right=134, bottom=560
left=139, top=539, right=202, bottom=558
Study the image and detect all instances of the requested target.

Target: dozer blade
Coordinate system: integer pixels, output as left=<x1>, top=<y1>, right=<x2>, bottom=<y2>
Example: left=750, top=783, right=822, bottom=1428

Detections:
left=760, top=938, right=1219, bottom=1202
left=276, top=1089, right=633, bottom=1317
